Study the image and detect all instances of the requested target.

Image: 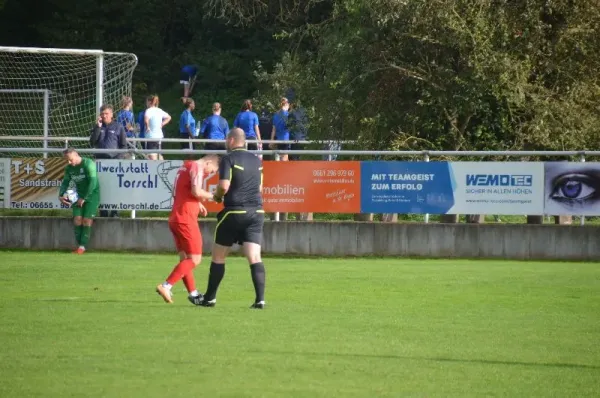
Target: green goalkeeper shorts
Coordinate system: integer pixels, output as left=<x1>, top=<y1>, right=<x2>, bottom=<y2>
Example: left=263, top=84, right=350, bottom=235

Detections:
left=72, top=196, right=100, bottom=219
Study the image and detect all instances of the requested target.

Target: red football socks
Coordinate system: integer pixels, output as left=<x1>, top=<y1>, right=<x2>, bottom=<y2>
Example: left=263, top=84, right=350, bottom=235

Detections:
left=166, top=259, right=196, bottom=287
left=182, top=273, right=196, bottom=293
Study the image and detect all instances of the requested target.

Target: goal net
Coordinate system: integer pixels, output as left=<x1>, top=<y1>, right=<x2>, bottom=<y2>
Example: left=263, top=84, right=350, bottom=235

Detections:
left=0, top=47, right=138, bottom=157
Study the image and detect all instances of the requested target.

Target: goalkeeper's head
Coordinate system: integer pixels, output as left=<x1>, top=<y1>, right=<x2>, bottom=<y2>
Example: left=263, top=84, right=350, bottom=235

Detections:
left=63, top=147, right=82, bottom=166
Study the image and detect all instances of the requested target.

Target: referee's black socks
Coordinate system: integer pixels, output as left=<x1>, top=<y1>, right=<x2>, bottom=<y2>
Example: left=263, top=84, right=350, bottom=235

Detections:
left=204, top=262, right=225, bottom=301
left=250, top=262, right=266, bottom=303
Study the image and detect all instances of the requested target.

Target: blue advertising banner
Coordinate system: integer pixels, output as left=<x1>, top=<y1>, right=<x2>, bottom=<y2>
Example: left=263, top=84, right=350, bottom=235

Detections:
left=360, top=161, right=455, bottom=214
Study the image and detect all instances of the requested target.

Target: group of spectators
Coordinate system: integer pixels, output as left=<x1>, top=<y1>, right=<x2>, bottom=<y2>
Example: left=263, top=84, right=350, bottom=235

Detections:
left=87, top=76, right=315, bottom=219
left=93, top=95, right=309, bottom=160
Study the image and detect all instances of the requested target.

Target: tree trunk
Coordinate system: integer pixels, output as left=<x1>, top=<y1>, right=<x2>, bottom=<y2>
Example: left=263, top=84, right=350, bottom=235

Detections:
left=465, top=214, right=484, bottom=224
left=354, top=213, right=374, bottom=222
left=439, top=214, right=459, bottom=223
left=295, top=213, right=313, bottom=221
left=527, top=215, right=544, bottom=224
left=554, top=215, right=572, bottom=225
left=381, top=213, right=398, bottom=223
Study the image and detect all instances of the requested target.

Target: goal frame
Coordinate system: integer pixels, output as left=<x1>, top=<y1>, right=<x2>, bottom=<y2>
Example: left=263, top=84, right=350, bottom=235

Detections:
left=0, top=46, right=108, bottom=119
left=0, top=46, right=138, bottom=158
left=0, top=89, right=50, bottom=158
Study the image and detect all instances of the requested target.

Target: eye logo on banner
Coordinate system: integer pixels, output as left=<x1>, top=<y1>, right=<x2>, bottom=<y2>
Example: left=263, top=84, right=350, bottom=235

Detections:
left=544, top=162, right=600, bottom=215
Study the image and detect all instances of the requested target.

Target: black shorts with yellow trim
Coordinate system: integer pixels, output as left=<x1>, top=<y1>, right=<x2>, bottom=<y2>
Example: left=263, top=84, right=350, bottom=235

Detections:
left=214, top=207, right=265, bottom=247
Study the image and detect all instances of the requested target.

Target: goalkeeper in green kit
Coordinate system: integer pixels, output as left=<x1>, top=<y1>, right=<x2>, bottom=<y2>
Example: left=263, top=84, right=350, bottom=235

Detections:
left=58, top=148, right=101, bottom=254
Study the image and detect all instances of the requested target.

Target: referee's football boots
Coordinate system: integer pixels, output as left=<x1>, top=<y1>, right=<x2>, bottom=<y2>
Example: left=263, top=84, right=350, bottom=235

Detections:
left=187, top=293, right=205, bottom=306
left=199, top=298, right=216, bottom=308
left=250, top=301, right=265, bottom=309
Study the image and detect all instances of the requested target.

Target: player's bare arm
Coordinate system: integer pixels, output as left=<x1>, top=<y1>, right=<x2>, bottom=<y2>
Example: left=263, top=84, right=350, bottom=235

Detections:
left=213, top=180, right=230, bottom=203
left=191, top=184, right=214, bottom=201
left=190, top=159, right=217, bottom=201
left=270, top=125, right=276, bottom=149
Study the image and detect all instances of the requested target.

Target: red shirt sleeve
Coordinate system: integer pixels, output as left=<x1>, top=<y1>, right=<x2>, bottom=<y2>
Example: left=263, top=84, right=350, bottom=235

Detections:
left=189, top=161, right=202, bottom=190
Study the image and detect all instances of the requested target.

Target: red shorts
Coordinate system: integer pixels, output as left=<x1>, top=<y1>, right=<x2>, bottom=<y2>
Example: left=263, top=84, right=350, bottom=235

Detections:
left=168, top=221, right=203, bottom=255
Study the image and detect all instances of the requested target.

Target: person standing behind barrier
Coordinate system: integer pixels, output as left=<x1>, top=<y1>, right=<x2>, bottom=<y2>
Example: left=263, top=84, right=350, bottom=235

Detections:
left=270, top=97, right=290, bottom=162
left=288, top=101, right=309, bottom=161
left=233, top=99, right=262, bottom=151
left=288, top=99, right=313, bottom=221
left=90, top=104, right=127, bottom=218
left=144, top=95, right=171, bottom=160
left=258, top=109, right=273, bottom=160
left=323, top=141, right=341, bottom=161
left=117, top=96, right=135, bottom=138
left=137, top=97, right=151, bottom=150
left=201, top=102, right=229, bottom=152
left=179, top=98, right=197, bottom=151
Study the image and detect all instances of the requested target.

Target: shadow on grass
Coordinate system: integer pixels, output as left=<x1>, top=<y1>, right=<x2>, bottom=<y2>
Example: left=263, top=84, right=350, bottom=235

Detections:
left=248, top=350, right=600, bottom=370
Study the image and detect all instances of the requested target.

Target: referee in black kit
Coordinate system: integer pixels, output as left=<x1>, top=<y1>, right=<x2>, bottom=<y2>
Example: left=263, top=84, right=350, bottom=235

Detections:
left=200, top=127, right=267, bottom=309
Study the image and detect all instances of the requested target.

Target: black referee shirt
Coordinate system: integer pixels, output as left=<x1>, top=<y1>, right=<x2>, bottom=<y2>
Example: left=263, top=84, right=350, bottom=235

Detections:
left=219, top=148, right=263, bottom=209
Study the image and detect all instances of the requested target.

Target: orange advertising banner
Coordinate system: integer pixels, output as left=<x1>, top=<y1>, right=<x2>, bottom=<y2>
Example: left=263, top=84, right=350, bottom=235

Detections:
left=202, top=161, right=361, bottom=213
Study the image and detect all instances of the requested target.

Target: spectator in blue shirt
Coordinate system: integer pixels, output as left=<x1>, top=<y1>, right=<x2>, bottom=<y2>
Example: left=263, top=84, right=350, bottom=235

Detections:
left=288, top=100, right=309, bottom=161
left=179, top=98, right=197, bottom=150
left=201, top=102, right=229, bottom=152
left=269, top=97, right=291, bottom=161
left=117, top=96, right=135, bottom=138
left=180, top=64, right=198, bottom=98
left=258, top=109, right=274, bottom=160
left=233, top=99, right=262, bottom=151
left=137, top=97, right=150, bottom=149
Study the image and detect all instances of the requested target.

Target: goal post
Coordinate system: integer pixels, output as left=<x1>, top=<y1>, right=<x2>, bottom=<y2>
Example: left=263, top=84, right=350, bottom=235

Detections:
left=0, top=46, right=138, bottom=157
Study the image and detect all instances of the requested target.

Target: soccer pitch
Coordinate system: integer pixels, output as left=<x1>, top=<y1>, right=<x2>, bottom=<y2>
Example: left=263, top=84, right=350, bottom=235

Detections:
left=1, top=252, right=599, bottom=397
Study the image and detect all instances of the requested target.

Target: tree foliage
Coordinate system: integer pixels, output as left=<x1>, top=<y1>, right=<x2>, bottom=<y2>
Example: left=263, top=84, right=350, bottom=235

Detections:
left=0, top=0, right=598, bottom=151
left=246, top=0, right=600, bottom=151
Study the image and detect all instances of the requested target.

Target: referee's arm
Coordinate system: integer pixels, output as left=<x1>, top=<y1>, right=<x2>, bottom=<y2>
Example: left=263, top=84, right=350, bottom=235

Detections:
left=214, top=155, right=232, bottom=202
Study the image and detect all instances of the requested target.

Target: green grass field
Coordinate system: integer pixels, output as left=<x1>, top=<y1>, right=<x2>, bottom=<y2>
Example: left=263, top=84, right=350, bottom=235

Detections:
left=1, top=252, right=599, bottom=397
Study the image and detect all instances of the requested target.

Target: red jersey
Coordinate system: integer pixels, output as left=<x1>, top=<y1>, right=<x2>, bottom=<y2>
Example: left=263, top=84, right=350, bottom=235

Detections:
left=169, top=160, right=205, bottom=224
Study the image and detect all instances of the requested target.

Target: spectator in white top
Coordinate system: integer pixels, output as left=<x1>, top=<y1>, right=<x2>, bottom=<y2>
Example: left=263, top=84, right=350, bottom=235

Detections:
left=144, top=94, right=171, bottom=160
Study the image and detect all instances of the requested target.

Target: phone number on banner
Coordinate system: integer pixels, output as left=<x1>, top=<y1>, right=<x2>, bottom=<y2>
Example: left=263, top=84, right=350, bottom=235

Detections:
left=312, top=169, right=356, bottom=177
left=11, top=201, right=70, bottom=209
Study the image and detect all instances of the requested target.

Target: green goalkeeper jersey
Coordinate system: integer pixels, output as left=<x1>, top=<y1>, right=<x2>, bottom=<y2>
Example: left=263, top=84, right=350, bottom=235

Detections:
left=58, top=157, right=100, bottom=201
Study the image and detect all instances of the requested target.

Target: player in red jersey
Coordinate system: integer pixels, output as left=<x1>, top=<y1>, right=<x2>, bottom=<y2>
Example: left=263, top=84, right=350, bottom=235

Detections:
left=156, top=154, right=220, bottom=305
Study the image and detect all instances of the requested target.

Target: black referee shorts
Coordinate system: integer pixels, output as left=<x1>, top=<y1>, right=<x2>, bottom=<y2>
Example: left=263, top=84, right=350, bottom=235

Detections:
left=214, top=208, right=264, bottom=247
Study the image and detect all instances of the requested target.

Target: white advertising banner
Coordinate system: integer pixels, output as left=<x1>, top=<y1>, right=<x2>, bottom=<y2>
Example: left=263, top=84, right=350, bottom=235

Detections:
left=0, top=158, right=11, bottom=208
left=95, top=159, right=217, bottom=212
left=447, top=162, right=545, bottom=215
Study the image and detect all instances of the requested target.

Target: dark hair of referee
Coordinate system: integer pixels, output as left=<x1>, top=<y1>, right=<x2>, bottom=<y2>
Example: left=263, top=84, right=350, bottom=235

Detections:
left=202, top=127, right=267, bottom=309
